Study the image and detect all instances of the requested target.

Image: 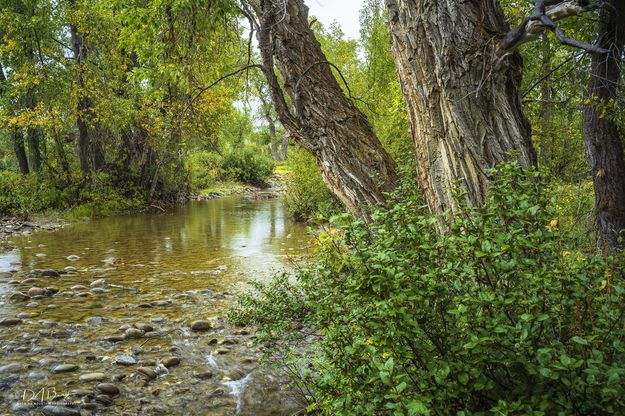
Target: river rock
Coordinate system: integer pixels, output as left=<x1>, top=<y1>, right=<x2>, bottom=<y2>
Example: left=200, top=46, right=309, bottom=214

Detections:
left=70, top=284, right=88, bottom=291
left=52, top=364, right=79, bottom=373
left=45, top=286, right=60, bottom=294
left=104, top=335, right=125, bottom=343
left=79, top=372, right=106, bottom=382
left=135, top=323, right=154, bottom=332
left=28, top=372, right=48, bottom=380
left=90, top=288, right=106, bottom=294
left=26, top=301, right=40, bottom=307
left=9, top=292, right=29, bottom=302
left=90, top=278, right=106, bottom=288
left=150, top=300, right=171, bottom=307
left=39, top=357, right=58, bottom=367
left=28, top=286, right=46, bottom=297
left=0, top=317, right=22, bottom=326
left=193, top=370, right=213, bottom=380
left=115, top=354, right=137, bottom=366
left=21, top=277, right=38, bottom=284
left=0, top=362, right=24, bottom=373
left=35, top=269, right=61, bottom=277
left=66, top=255, right=80, bottom=261
left=162, top=357, right=180, bottom=368
left=41, top=405, right=81, bottom=416
left=125, top=327, right=144, bottom=339
left=137, top=367, right=157, bottom=380
left=190, top=320, right=212, bottom=331
left=0, top=271, right=13, bottom=279
left=95, top=394, right=114, bottom=405
left=96, top=383, right=120, bottom=396
left=64, top=266, right=77, bottom=272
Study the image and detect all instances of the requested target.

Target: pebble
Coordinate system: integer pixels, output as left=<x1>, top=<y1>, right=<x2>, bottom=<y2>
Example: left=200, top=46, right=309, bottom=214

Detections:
left=41, top=405, right=81, bottom=416
left=66, top=255, right=80, bottom=261
left=150, top=300, right=171, bottom=307
left=52, top=364, right=79, bottom=374
left=79, top=372, right=106, bottom=382
left=95, top=394, right=114, bottom=405
left=45, top=286, right=60, bottom=294
left=162, top=357, right=180, bottom=368
left=190, top=320, right=212, bottom=331
left=21, top=278, right=38, bottom=284
left=0, top=362, right=24, bottom=373
left=125, top=327, right=144, bottom=339
left=0, top=271, right=13, bottom=279
left=90, top=288, right=106, bottom=294
left=193, top=370, right=214, bottom=380
left=70, top=285, right=88, bottom=291
left=96, top=383, right=120, bottom=396
left=28, top=372, right=48, bottom=379
left=135, top=323, right=154, bottom=332
left=36, top=269, right=61, bottom=277
left=90, top=279, right=106, bottom=288
left=115, top=354, right=137, bottom=366
left=137, top=367, right=157, bottom=380
left=26, top=301, right=40, bottom=307
left=9, top=292, right=29, bottom=302
left=104, top=335, right=126, bottom=343
left=28, top=286, right=46, bottom=297
left=64, top=266, right=77, bottom=272
left=0, top=317, right=22, bottom=326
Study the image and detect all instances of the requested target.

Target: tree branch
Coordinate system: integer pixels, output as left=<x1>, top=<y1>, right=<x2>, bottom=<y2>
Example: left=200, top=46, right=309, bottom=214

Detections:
left=498, top=0, right=608, bottom=55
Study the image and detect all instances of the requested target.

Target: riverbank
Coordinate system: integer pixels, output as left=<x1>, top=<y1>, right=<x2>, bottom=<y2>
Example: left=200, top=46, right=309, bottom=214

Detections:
left=0, top=195, right=310, bottom=415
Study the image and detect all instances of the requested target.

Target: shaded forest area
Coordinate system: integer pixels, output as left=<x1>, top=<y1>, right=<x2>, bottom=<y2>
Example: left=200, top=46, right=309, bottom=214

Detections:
left=2, top=0, right=625, bottom=413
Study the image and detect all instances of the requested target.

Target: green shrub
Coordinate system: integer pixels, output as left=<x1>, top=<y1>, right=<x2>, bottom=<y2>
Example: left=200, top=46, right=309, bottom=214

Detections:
left=188, top=150, right=224, bottom=191
left=221, top=145, right=275, bottom=185
left=232, top=161, right=625, bottom=415
left=283, top=147, right=341, bottom=221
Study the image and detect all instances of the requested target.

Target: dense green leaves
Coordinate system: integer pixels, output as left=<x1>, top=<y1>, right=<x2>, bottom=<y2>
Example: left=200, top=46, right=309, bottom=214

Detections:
left=233, top=161, right=625, bottom=415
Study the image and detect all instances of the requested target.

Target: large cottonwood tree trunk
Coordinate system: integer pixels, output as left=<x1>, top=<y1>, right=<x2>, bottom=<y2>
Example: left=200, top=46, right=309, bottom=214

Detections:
left=245, top=0, right=399, bottom=217
left=384, top=0, right=536, bottom=215
left=582, top=0, right=625, bottom=248
left=69, top=2, right=105, bottom=174
left=0, top=63, right=30, bottom=175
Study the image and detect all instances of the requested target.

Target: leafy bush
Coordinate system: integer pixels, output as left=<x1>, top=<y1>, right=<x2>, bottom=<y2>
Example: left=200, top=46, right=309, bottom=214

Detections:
left=232, top=161, right=625, bottom=415
left=188, top=150, right=224, bottom=191
left=283, top=147, right=341, bottom=221
left=221, top=145, right=275, bottom=185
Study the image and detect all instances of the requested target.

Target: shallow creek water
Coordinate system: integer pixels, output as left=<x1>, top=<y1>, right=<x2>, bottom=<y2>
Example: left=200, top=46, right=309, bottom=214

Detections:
left=0, top=196, right=311, bottom=415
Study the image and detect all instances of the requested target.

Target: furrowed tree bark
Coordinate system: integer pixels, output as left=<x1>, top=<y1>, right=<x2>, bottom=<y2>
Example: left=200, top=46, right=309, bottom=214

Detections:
left=245, top=0, right=398, bottom=217
left=24, top=91, right=42, bottom=173
left=384, top=0, right=536, bottom=216
left=582, top=0, right=625, bottom=249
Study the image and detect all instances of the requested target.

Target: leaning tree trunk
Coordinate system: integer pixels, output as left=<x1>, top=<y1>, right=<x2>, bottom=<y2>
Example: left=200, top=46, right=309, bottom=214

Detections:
left=11, top=131, right=30, bottom=175
left=384, top=0, right=536, bottom=216
left=245, top=0, right=398, bottom=217
left=582, top=0, right=625, bottom=249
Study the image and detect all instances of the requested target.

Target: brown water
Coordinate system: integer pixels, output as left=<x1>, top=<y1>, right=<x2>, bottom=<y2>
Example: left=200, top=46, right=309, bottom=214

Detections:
left=0, top=197, right=311, bottom=415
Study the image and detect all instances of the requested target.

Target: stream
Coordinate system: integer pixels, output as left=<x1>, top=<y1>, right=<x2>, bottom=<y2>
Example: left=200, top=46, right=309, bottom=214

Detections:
left=0, top=196, right=311, bottom=415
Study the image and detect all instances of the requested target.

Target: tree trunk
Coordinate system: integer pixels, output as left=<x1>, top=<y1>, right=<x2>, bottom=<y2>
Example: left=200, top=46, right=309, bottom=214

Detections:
left=11, top=130, right=30, bottom=175
left=280, top=133, right=289, bottom=160
left=384, top=0, right=536, bottom=216
left=69, top=3, right=104, bottom=174
left=246, top=0, right=399, bottom=217
left=582, top=0, right=625, bottom=249
left=539, top=41, right=553, bottom=168
left=23, top=91, right=42, bottom=173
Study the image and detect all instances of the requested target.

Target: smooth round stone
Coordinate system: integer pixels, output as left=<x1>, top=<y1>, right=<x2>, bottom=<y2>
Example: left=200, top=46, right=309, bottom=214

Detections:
left=190, top=320, right=212, bottom=331
left=95, top=394, right=113, bottom=405
left=9, top=292, right=29, bottom=302
left=143, top=331, right=160, bottom=338
left=162, top=357, right=180, bottom=368
left=114, top=354, right=137, bottom=366
left=193, top=370, right=214, bottom=380
left=0, top=271, right=13, bottom=279
left=0, top=362, right=25, bottom=373
left=28, top=372, right=48, bottom=380
left=28, top=286, right=45, bottom=297
left=66, top=255, right=80, bottom=261
left=215, top=348, right=230, bottom=355
left=22, top=278, right=38, bottom=284
left=104, top=335, right=125, bottom=343
left=70, top=285, right=88, bottom=291
left=45, top=287, right=60, bottom=294
left=124, top=328, right=144, bottom=339
left=90, top=288, right=106, bottom=294
left=96, top=383, right=120, bottom=396
left=137, top=367, right=157, bottom=380
left=17, top=312, right=35, bottom=319
left=79, top=372, right=106, bottom=382
left=150, top=300, right=170, bottom=307
left=134, top=323, right=153, bottom=332
left=52, top=364, right=79, bottom=374
left=90, top=279, right=106, bottom=288
left=26, top=301, right=40, bottom=308
left=37, top=269, right=60, bottom=277
left=41, top=405, right=81, bottom=416
left=0, top=317, right=22, bottom=326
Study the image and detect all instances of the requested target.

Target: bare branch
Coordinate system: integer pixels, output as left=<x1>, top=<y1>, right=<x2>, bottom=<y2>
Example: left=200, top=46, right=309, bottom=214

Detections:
left=498, top=0, right=608, bottom=55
